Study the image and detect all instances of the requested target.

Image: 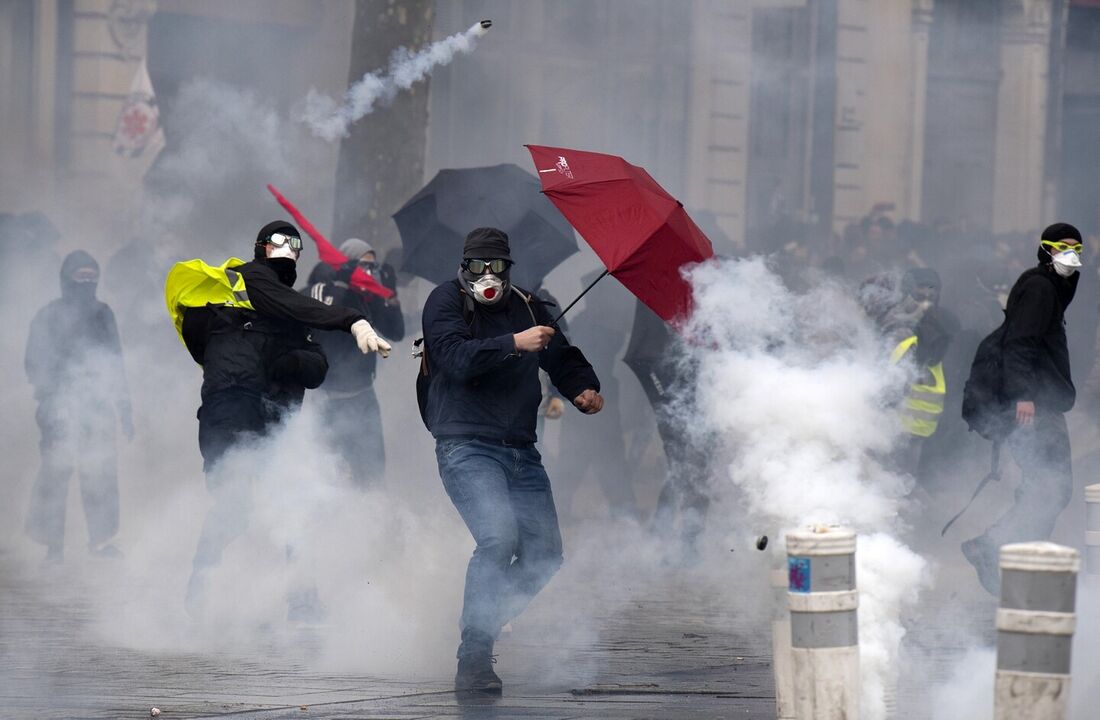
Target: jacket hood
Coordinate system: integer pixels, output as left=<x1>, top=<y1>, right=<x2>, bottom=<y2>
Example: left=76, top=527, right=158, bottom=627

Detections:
left=59, top=250, right=99, bottom=298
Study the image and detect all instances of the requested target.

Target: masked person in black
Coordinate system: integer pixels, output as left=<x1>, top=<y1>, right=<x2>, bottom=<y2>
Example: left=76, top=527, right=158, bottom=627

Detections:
left=25, top=251, right=132, bottom=563
left=962, top=223, right=1082, bottom=596
left=304, top=238, right=403, bottom=488
left=180, top=221, right=391, bottom=615
left=421, top=228, right=602, bottom=694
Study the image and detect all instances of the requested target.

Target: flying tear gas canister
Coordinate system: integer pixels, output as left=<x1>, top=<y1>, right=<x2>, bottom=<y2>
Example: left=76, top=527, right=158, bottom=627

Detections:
left=476, top=19, right=492, bottom=34
left=786, top=525, right=860, bottom=720
left=994, top=542, right=1078, bottom=720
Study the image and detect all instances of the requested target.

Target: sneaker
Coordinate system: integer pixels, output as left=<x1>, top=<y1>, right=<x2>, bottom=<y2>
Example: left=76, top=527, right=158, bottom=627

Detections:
left=962, top=537, right=1000, bottom=598
left=455, top=654, right=502, bottom=694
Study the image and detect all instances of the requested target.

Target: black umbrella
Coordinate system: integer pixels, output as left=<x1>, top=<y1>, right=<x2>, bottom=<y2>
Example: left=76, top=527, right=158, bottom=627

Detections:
left=393, top=163, right=577, bottom=289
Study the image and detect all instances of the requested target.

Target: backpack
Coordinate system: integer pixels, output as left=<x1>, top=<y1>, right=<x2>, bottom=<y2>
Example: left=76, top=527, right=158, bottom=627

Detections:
left=961, top=320, right=1014, bottom=442
left=414, top=281, right=541, bottom=431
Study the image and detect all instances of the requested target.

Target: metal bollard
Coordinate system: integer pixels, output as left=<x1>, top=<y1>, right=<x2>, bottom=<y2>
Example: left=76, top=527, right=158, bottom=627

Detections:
left=786, top=526, right=859, bottom=720
left=771, top=565, right=796, bottom=719
left=1086, top=484, right=1100, bottom=575
left=994, top=542, right=1079, bottom=720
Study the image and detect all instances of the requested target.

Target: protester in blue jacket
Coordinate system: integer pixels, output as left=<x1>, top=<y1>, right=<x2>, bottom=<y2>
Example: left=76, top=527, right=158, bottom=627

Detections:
left=421, top=227, right=602, bottom=694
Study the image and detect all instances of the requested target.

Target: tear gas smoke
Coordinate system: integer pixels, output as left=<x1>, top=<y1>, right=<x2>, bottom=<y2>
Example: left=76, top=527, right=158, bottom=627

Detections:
left=684, top=257, right=930, bottom=720
left=299, top=20, right=492, bottom=142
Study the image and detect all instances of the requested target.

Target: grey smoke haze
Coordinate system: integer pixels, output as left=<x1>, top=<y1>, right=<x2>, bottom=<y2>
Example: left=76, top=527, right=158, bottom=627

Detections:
left=2, top=2, right=1099, bottom=717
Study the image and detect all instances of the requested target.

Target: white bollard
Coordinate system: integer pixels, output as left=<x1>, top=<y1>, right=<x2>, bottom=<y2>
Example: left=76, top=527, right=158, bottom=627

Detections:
left=1086, top=484, right=1100, bottom=575
left=786, top=526, right=859, bottom=720
left=994, top=542, right=1079, bottom=720
left=771, top=565, right=796, bottom=719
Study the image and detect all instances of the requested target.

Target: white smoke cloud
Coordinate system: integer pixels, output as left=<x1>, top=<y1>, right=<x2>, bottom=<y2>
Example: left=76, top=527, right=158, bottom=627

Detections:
left=299, top=21, right=491, bottom=142
left=683, top=257, right=930, bottom=720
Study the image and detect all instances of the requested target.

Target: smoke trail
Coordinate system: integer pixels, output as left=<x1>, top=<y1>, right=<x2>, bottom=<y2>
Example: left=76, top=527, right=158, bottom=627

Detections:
left=299, top=21, right=491, bottom=142
left=683, top=257, right=930, bottom=720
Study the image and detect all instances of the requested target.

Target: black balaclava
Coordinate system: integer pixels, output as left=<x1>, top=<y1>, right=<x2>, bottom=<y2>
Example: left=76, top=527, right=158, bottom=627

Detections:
left=1036, top=222, right=1083, bottom=266
left=1035, top=222, right=1081, bottom=309
left=255, top=220, right=299, bottom=287
left=60, top=250, right=100, bottom=303
left=901, top=267, right=942, bottom=307
left=459, top=227, right=513, bottom=307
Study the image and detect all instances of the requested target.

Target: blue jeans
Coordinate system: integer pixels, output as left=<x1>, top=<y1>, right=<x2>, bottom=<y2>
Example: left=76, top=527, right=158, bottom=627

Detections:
left=435, top=438, right=564, bottom=644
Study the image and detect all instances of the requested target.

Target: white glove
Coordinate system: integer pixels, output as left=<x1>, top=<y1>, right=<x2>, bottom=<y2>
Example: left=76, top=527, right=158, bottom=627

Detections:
left=350, top=319, right=391, bottom=358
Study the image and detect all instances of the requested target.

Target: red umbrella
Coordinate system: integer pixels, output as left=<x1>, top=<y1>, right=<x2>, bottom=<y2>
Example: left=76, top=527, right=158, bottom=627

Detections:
left=525, top=144, right=713, bottom=322
left=266, top=184, right=394, bottom=300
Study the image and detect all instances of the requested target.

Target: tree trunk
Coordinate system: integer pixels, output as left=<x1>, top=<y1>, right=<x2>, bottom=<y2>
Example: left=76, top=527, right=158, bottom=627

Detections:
left=331, top=0, right=434, bottom=257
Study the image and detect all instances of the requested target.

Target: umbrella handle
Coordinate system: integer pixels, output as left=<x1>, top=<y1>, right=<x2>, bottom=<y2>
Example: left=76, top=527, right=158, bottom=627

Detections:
left=552, top=269, right=610, bottom=326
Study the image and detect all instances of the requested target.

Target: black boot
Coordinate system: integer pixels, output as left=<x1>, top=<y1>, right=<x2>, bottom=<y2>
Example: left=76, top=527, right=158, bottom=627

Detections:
left=454, top=628, right=502, bottom=694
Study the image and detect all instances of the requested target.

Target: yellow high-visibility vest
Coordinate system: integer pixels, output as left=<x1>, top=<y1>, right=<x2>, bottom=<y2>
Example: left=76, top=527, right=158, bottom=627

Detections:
left=891, top=335, right=946, bottom=438
left=164, top=257, right=255, bottom=344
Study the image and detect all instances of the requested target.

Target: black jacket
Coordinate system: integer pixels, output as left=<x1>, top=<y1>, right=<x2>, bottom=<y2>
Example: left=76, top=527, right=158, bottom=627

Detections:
left=26, top=296, right=128, bottom=408
left=303, top=263, right=405, bottom=394
left=183, top=258, right=363, bottom=409
left=421, top=281, right=599, bottom=443
left=1002, top=265, right=1078, bottom=412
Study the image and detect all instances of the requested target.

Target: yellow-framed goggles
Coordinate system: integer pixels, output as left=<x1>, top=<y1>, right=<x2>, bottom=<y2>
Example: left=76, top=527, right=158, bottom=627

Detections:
left=1041, top=240, right=1083, bottom=255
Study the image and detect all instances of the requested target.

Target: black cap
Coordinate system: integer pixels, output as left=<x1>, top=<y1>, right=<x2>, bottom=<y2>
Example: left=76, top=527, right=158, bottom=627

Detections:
left=463, top=227, right=512, bottom=261
left=1041, top=222, right=1082, bottom=244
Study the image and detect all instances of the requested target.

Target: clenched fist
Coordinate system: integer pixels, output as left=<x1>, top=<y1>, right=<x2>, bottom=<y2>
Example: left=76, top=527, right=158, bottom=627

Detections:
left=573, top=389, right=604, bottom=415
left=514, top=325, right=556, bottom=353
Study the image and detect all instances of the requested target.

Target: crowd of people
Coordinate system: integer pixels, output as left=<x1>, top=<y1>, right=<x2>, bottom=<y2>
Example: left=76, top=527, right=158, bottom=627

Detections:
left=8, top=204, right=1095, bottom=694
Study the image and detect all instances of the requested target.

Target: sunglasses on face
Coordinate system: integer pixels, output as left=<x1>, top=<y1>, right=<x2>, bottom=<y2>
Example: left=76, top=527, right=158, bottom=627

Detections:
left=1042, top=240, right=1084, bottom=255
left=268, top=232, right=303, bottom=251
left=463, top=258, right=511, bottom=275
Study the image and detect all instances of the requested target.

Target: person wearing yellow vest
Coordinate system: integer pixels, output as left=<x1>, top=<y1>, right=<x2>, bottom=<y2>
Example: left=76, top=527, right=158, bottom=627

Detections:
left=862, top=268, right=954, bottom=476
left=165, top=220, right=392, bottom=617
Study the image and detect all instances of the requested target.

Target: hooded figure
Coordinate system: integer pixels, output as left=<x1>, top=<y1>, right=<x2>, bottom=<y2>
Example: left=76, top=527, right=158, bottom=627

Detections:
left=25, top=250, right=132, bottom=562
left=181, top=221, right=390, bottom=618
left=302, top=237, right=404, bottom=488
left=962, top=222, right=1082, bottom=596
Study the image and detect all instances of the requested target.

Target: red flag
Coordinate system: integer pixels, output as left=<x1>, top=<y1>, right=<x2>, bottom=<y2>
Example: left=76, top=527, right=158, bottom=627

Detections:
left=266, top=184, right=394, bottom=300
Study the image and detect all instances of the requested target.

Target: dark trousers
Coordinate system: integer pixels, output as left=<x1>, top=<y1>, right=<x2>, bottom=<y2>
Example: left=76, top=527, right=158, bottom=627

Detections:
left=652, top=411, right=711, bottom=548
left=435, top=438, right=563, bottom=649
left=980, top=411, right=1073, bottom=549
left=26, top=399, right=118, bottom=549
left=192, top=391, right=268, bottom=573
left=320, top=386, right=385, bottom=489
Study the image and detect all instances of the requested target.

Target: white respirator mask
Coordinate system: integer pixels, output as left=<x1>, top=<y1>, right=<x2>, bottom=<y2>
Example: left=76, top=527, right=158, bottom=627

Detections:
left=1051, top=250, right=1082, bottom=278
left=469, top=274, right=507, bottom=305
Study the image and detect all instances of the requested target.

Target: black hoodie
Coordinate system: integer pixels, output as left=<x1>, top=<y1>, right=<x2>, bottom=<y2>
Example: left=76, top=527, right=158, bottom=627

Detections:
left=1002, top=264, right=1079, bottom=412
left=25, top=250, right=128, bottom=406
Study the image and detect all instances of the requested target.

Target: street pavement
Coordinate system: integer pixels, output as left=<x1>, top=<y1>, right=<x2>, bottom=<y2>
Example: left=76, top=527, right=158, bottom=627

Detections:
left=0, top=550, right=776, bottom=720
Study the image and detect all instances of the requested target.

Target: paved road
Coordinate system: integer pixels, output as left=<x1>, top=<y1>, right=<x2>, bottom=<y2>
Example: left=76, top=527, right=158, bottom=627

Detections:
left=0, top=551, right=775, bottom=720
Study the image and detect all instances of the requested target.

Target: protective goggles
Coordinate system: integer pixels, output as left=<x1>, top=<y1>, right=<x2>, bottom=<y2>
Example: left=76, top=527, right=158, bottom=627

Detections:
left=1041, top=240, right=1083, bottom=255
left=267, top=232, right=303, bottom=251
left=462, top=258, right=511, bottom=275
